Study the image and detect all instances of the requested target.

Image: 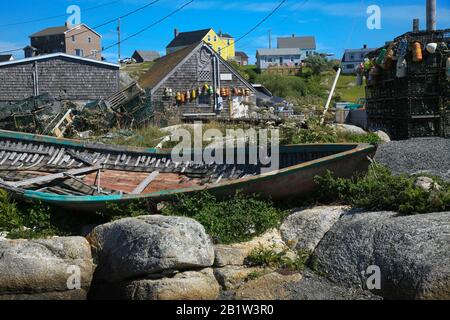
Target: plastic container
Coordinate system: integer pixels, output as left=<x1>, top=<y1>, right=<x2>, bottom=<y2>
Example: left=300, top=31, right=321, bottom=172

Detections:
left=396, top=58, right=407, bottom=78
left=412, top=42, right=423, bottom=62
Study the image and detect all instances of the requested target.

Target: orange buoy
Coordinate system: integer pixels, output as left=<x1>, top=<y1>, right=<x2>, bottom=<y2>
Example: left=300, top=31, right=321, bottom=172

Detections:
left=412, top=42, right=423, bottom=62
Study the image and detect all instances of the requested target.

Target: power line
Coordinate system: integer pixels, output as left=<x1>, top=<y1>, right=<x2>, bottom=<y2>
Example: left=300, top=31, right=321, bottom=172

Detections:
left=65, top=0, right=160, bottom=40
left=0, top=0, right=161, bottom=55
left=0, top=1, right=120, bottom=28
left=0, top=48, right=25, bottom=54
left=221, top=0, right=288, bottom=52
left=84, top=0, right=195, bottom=59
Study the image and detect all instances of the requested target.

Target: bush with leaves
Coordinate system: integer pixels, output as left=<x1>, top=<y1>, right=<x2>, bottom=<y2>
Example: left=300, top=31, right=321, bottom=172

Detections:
left=162, top=192, right=286, bottom=244
left=245, top=245, right=312, bottom=272
left=314, top=165, right=450, bottom=215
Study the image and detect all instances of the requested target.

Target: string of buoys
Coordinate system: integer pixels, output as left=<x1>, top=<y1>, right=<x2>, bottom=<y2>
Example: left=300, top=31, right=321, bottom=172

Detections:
left=169, top=84, right=252, bottom=105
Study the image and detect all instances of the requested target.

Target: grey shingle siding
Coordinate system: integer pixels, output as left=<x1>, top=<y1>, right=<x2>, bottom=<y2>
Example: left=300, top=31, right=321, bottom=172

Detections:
left=0, top=56, right=119, bottom=103
left=151, top=47, right=255, bottom=116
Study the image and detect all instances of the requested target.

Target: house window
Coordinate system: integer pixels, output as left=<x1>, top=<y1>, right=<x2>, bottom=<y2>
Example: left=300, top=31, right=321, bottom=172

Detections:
left=88, top=37, right=92, bottom=44
left=346, top=64, right=355, bottom=70
left=291, top=57, right=295, bottom=62
left=75, top=49, right=84, bottom=57
left=72, top=35, right=76, bottom=42
left=268, top=57, right=273, bottom=62
left=91, top=50, right=98, bottom=57
left=208, top=35, right=211, bottom=42
left=214, top=36, right=217, bottom=42
left=227, top=39, right=231, bottom=46
left=218, top=47, right=222, bottom=55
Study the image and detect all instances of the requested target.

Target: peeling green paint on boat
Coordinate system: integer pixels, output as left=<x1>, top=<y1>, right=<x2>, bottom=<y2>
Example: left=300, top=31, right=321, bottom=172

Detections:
left=24, top=190, right=123, bottom=202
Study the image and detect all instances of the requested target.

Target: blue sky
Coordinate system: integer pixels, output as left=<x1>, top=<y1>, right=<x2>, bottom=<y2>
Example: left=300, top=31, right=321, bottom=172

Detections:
left=0, top=0, right=449, bottom=63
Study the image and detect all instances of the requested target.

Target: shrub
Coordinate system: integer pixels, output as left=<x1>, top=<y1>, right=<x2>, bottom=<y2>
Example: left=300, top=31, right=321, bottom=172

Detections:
left=162, top=192, right=286, bottom=244
left=314, top=165, right=450, bottom=215
left=0, top=190, right=107, bottom=239
left=245, top=245, right=312, bottom=272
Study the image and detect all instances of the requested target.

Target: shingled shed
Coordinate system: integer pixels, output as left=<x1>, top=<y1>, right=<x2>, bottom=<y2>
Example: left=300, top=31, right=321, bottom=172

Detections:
left=139, top=42, right=256, bottom=121
left=0, top=53, right=119, bottom=106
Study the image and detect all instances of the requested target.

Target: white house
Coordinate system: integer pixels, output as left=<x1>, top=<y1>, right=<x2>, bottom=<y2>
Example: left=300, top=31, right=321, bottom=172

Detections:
left=341, top=45, right=376, bottom=74
left=277, top=35, right=316, bottom=58
left=256, top=48, right=303, bottom=70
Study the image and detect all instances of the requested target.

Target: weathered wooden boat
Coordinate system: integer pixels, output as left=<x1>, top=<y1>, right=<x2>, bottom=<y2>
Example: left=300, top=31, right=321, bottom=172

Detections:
left=0, top=130, right=376, bottom=212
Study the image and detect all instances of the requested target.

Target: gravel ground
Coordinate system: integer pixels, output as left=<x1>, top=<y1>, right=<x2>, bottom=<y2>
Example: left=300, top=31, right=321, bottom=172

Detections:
left=374, top=138, right=450, bottom=181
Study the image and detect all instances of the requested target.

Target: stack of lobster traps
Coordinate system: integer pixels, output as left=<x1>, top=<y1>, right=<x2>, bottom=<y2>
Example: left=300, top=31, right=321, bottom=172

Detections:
left=365, top=28, right=450, bottom=140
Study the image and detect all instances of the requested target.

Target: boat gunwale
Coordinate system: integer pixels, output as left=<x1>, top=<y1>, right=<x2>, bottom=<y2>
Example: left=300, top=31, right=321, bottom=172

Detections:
left=17, top=144, right=376, bottom=204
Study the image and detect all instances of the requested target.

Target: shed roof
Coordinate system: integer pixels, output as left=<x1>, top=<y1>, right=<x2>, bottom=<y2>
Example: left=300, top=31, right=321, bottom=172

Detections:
left=30, top=26, right=69, bottom=37
left=277, top=36, right=316, bottom=49
left=0, top=53, right=119, bottom=68
left=30, top=24, right=102, bottom=38
left=139, top=43, right=200, bottom=90
left=139, top=42, right=255, bottom=94
left=166, top=29, right=212, bottom=48
left=235, top=51, right=249, bottom=59
left=133, top=50, right=161, bottom=61
left=0, top=54, right=13, bottom=62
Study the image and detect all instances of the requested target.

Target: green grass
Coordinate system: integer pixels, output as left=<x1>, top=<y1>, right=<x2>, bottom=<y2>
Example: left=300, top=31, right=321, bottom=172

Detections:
left=121, top=61, right=155, bottom=80
left=334, top=74, right=366, bottom=102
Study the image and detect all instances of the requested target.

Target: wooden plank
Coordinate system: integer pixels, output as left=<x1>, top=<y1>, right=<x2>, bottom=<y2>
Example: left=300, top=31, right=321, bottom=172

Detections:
left=66, top=150, right=94, bottom=166
left=131, top=171, right=160, bottom=195
left=0, top=146, right=49, bottom=156
left=8, top=165, right=102, bottom=188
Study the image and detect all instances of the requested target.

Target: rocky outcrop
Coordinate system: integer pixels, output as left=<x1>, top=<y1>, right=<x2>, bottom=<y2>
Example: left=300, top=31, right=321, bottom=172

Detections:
left=283, top=270, right=382, bottom=300
left=0, top=237, right=94, bottom=300
left=414, top=176, right=441, bottom=192
left=332, top=124, right=367, bottom=135
left=88, top=215, right=215, bottom=283
left=280, top=206, right=349, bottom=252
left=234, top=272, right=302, bottom=300
left=214, top=229, right=290, bottom=267
left=214, top=266, right=269, bottom=291
left=374, top=130, right=391, bottom=143
left=314, top=211, right=450, bottom=300
left=90, top=268, right=219, bottom=300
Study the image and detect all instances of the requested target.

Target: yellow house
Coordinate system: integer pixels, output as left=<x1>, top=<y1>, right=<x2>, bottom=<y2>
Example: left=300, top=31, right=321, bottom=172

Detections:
left=166, top=28, right=235, bottom=61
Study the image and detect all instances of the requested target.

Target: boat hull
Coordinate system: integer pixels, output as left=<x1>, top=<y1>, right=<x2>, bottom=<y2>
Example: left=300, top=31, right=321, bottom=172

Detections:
left=0, top=129, right=376, bottom=212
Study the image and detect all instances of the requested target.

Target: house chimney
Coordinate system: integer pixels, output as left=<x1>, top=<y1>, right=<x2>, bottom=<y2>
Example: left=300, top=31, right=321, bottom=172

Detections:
left=292, top=34, right=295, bottom=38
left=174, top=28, right=179, bottom=38
left=413, top=18, right=420, bottom=32
left=426, top=0, right=436, bottom=31
left=363, top=44, right=367, bottom=49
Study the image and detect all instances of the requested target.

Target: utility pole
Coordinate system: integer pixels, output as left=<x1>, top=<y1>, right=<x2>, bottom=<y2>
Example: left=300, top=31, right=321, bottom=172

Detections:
left=426, top=0, right=436, bottom=31
left=269, top=30, right=272, bottom=48
left=118, top=18, right=121, bottom=63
